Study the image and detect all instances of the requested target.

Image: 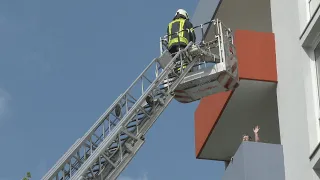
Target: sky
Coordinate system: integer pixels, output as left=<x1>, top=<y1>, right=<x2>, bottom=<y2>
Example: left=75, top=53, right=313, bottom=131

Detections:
left=0, top=1, right=224, bottom=179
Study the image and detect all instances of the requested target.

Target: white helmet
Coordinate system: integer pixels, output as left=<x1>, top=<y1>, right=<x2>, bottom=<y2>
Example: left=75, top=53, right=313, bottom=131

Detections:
left=175, top=9, right=189, bottom=19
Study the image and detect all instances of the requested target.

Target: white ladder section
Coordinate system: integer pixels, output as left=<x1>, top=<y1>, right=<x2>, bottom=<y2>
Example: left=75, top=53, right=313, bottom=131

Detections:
left=42, top=42, right=201, bottom=180
left=41, top=19, right=237, bottom=180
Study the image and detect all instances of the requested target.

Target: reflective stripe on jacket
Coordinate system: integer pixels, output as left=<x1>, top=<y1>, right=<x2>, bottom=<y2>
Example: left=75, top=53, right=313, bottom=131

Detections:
left=167, top=17, right=196, bottom=50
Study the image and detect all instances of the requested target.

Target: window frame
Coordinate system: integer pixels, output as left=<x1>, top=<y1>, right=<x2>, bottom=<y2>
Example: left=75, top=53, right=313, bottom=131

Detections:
left=308, top=39, right=320, bottom=160
left=313, top=40, right=320, bottom=113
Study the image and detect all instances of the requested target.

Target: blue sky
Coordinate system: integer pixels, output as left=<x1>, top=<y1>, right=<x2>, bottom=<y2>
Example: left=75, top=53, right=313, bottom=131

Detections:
left=0, top=1, right=224, bottom=179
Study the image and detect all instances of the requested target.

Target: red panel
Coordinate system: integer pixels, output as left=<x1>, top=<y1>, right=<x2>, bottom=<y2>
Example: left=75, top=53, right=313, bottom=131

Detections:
left=194, top=91, right=232, bottom=156
left=235, top=30, right=278, bottom=82
left=194, top=30, right=277, bottom=158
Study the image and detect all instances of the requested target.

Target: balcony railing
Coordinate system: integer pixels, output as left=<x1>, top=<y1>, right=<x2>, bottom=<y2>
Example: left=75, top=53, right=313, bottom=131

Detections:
left=223, top=141, right=285, bottom=180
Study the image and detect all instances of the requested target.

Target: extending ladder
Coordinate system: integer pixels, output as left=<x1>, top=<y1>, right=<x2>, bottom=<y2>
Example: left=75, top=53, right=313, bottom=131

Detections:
left=41, top=19, right=237, bottom=180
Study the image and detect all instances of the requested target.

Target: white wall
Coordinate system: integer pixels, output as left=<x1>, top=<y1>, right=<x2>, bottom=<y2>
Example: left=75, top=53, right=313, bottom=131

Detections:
left=310, top=0, right=320, bottom=17
left=298, top=0, right=311, bottom=32
left=270, top=0, right=319, bottom=179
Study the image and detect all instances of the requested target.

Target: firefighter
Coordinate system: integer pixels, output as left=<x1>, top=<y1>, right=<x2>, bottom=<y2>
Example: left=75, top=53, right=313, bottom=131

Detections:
left=167, top=9, right=196, bottom=73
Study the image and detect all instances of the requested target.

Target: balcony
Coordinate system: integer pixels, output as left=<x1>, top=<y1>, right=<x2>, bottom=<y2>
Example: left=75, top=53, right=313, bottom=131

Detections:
left=193, top=0, right=281, bottom=162
left=194, top=29, right=280, bottom=161
left=223, top=141, right=285, bottom=180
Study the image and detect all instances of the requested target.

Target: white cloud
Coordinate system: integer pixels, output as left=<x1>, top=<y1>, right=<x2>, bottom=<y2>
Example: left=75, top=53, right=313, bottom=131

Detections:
left=118, top=172, right=148, bottom=180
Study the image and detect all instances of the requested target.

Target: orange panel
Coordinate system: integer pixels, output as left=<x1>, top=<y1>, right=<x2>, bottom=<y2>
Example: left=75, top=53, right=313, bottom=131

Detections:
left=194, top=30, right=277, bottom=158
left=194, top=91, right=233, bottom=156
left=235, top=30, right=277, bottom=82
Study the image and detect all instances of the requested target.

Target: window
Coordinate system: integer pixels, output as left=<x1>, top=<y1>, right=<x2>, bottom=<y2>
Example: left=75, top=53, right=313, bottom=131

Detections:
left=309, top=41, right=320, bottom=161
left=315, top=42, right=320, bottom=107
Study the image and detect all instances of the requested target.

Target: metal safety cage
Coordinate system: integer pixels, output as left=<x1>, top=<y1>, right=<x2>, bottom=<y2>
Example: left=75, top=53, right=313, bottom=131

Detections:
left=218, top=20, right=238, bottom=80
left=41, top=40, right=200, bottom=180
left=158, top=19, right=238, bottom=90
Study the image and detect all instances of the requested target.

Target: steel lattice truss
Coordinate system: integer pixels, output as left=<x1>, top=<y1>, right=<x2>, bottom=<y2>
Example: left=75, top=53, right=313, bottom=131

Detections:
left=41, top=19, right=231, bottom=180
left=42, top=42, right=200, bottom=180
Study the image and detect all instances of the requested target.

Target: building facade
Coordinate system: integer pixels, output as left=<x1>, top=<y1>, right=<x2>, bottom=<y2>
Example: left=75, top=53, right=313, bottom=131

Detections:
left=192, top=0, right=320, bottom=179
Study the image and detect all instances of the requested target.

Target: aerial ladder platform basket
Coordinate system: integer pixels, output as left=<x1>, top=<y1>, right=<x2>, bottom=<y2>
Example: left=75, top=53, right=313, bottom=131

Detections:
left=159, top=19, right=239, bottom=103
left=41, top=19, right=239, bottom=180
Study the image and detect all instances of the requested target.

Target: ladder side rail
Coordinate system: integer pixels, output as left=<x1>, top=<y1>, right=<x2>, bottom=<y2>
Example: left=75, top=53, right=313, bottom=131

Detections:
left=42, top=59, right=155, bottom=178
left=41, top=56, right=168, bottom=180
left=75, top=46, right=191, bottom=179
left=73, top=42, right=194, bottom=179
left=104, top=21, right=231, bottom=177
left=60, top=40, right=188, bottom=179
left=69, top=42, right=194, bottom=180
left=105, top=49, right=199, bottom=180
left=93, top=44, right=197, bottom=180
left=41, top=93, right=123, bottom=180
left=139, top=56, right=196, bottom=138
left=42, top=18, right=235, bottom=180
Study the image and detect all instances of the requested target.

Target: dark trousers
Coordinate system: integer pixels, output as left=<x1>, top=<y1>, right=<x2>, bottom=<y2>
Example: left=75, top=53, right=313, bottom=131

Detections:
left=168, top=44, right=189, bottom=75
left=168, top=45, right=187, bottom=57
